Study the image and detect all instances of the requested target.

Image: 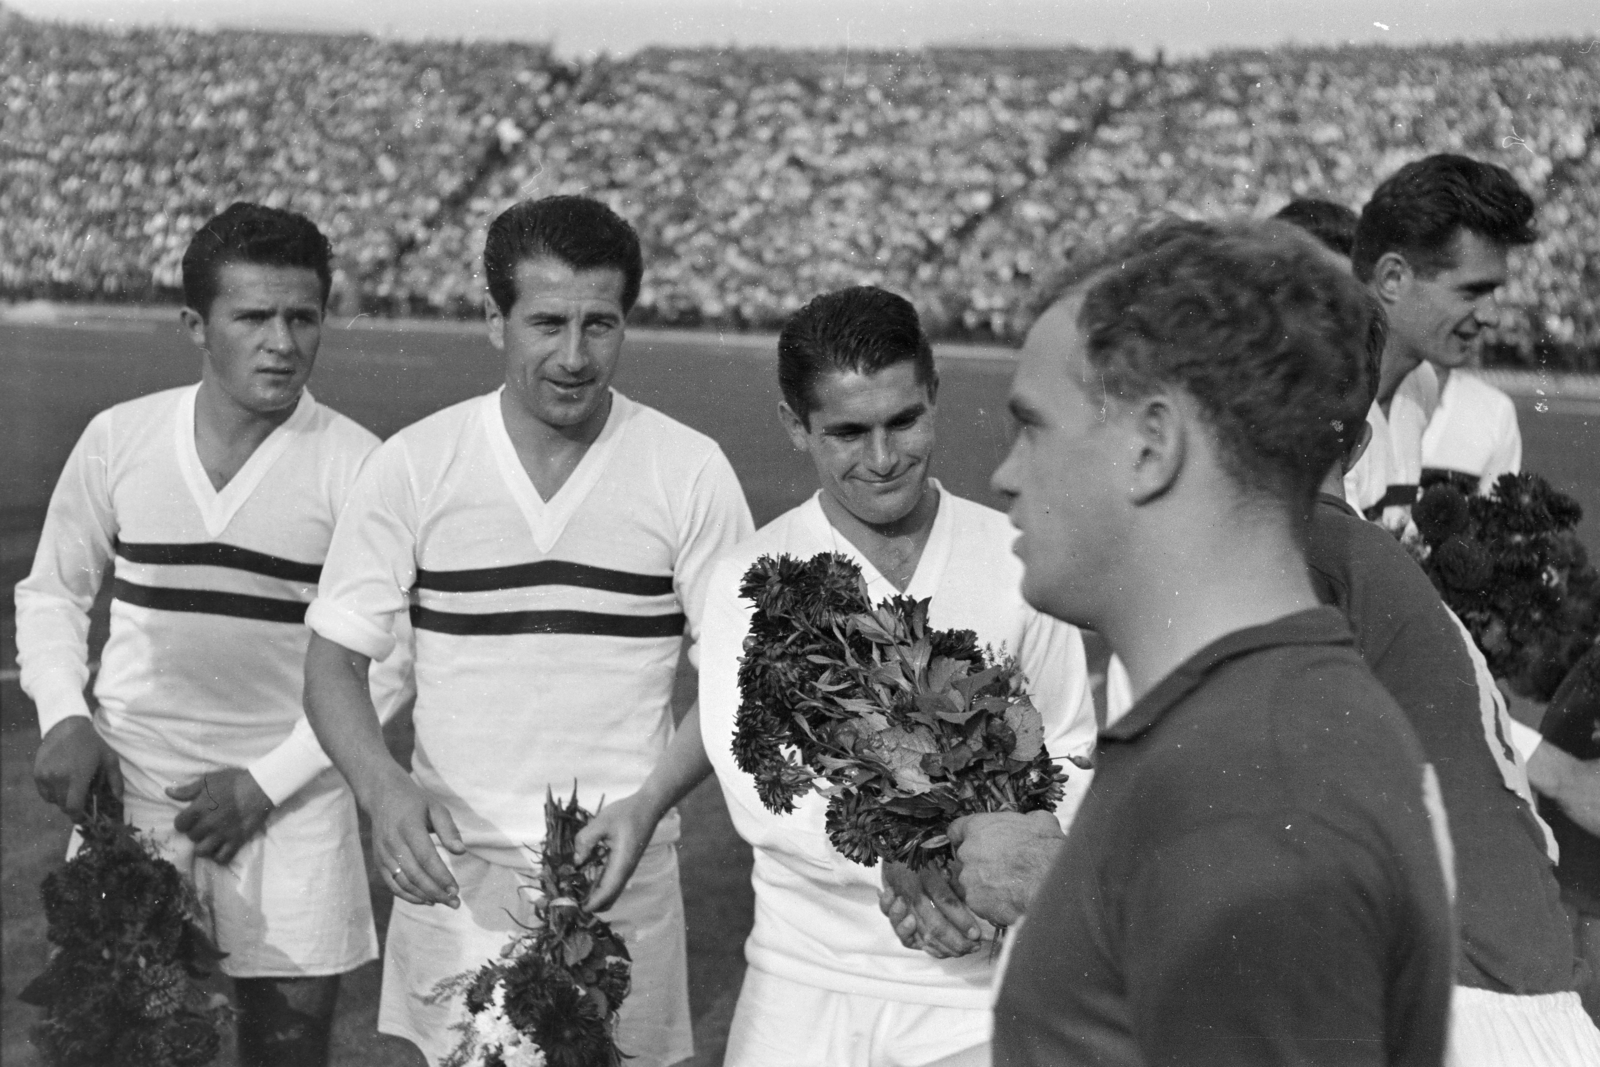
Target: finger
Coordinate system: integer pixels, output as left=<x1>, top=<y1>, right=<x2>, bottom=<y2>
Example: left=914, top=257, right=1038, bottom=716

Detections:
left=214, top=839, right=242, bottom=867
left=586, top=847, right=636, bottom=913
left=101, top=749, right=124, bottom=797
left=193, top=831, right=230, bottom=861
left=165, top=777, right=206, bottom=802
left=173, top=805, right=202, bottom=835
left=947, top=815, right=972, bottom=848
left=924, top=876, right=982, bottom=939
left=401, top=824, right=459, bottom=906
left=429, top=802, right=467, bottom=856
left=63, top=769, right=93, bottom=819
left=572, top=822, right=603, bottom=865
left=382, top=862, right=430, bottom=907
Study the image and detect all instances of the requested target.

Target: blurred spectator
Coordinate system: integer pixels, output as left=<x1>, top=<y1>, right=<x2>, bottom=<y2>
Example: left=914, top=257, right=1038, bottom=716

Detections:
left=2, top=18, right=1597, bottom=368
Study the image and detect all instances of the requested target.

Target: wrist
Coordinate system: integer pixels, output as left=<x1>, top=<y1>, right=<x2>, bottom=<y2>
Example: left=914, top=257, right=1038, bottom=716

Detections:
left=351, top=757, right=411, bottom=810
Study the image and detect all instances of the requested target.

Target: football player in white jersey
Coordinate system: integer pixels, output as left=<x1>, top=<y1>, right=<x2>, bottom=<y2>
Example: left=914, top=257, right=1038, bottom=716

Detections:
left=19, top=203, right=393, bottom=1066
left=303, top=196, right=752, bottom=1066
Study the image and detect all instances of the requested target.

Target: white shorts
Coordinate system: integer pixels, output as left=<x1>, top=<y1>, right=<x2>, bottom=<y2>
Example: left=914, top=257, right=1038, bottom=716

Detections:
left=87, top=768, right=378, bottom=979
left=379, top=841, right=692, bottom=1067
left=725, top=966, right=990, bottom=1067
left=1446, top=986, right=1600, bottom=1067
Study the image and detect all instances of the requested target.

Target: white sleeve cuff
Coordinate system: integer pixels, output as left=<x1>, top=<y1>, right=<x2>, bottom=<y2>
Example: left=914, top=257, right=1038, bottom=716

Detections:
left=32, top=674, right=94, bottom=738
left=306, top=598, right=398, bottom=662
left=1508, top=718, right=1544, bottom=764
left=246, top=721, right=335, bottom=807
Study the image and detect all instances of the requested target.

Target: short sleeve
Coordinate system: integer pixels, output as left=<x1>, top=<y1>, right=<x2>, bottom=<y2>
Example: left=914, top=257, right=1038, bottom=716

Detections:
left=305, top=439, right=421, bottom=661
left=673, top=448, right=754, bottom=671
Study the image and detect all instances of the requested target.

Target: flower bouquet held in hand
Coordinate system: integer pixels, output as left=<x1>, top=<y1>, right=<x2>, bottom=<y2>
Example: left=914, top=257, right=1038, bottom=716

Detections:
left=733, top=552, right=1080, bottom=870
left=433, top=790, right=632, bottom=1067
left=20, top=776, right=230, bottom=1067
left=1408, top=471, right=1600, bottom=701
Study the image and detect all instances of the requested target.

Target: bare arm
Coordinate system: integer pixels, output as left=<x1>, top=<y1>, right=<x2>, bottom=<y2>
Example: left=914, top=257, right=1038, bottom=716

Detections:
left=574, top=691, right=713, bottom=912
left=304, top=631, right=463, bottom=908
left=1526, top=742, right=1600, bottom=837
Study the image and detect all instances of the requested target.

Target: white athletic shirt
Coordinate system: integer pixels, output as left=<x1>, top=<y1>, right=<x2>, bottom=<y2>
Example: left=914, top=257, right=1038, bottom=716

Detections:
left=306, top=388, right=752, bottom=869
left=1422, top=371, right=1522, bottom=492
left=1346, top=361, right=1440, bottom=519
left=15, top=385, right=395, bottom=806
left=699, top=488, right=1099, bottom=1009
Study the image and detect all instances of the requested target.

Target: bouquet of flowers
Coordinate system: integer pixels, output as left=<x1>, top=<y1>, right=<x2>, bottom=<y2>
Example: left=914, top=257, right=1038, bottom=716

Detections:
left=1408, top=471, right=1600, bottom=701
left=733, top=552, right=1078, bottom=870
left=20, top=777, right=230, bottom=1067
left=434, top=791, right=631, bottom=1067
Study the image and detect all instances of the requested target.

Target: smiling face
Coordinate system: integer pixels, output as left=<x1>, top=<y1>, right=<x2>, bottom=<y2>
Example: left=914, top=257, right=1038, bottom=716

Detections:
left=488, top=256, right=626, bottom=436
left=991, top=294, right=1130, bottom=626
left=184, top=261, right=324, bottom=419
left=783, top=361, right=938, bottom=530
left=1388, top=228, right=1509, bottom=371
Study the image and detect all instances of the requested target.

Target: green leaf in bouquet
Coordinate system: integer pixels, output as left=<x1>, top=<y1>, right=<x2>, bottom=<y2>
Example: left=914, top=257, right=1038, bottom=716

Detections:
left=562, top=930, right=594, bottom=968
left=1003, top=697, right=1046, bottom=762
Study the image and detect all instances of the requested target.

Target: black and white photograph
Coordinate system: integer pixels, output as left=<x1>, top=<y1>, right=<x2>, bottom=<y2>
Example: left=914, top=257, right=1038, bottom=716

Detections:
left=3, top=1, right=1599, bottom=1064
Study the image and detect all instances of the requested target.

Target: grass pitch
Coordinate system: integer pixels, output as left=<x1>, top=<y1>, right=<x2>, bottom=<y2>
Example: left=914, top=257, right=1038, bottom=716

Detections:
left=4, top=317, right=1599, bottom=1064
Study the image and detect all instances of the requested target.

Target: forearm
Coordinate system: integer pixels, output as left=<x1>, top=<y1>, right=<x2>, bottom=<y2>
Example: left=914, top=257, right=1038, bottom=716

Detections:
left=633, top=702, right=713, bottom=820
left=303, top=632, right=403, bottom=805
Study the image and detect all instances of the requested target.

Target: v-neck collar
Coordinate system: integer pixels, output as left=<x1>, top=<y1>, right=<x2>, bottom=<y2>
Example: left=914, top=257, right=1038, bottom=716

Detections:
left=174, top=384, right=316, bottom=539
left=482, top=386, right=630, bottom=554
left=801, top=479, right=953, bottom=600
left=1102, top=606, right=1356, bottom=744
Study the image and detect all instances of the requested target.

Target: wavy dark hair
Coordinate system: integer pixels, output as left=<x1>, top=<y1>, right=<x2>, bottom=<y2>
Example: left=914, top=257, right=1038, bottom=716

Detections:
left=1351, top=153, right=1536, bottom=282
left=778, top=286, right=936, bottom=427
left=181, top=202, right=332, bottom=318
left=1274, top=197, right=1359, bottom=259
left=484, top=196, right=643, bottom=315
left=1077, top=221, right=1380, bottom=509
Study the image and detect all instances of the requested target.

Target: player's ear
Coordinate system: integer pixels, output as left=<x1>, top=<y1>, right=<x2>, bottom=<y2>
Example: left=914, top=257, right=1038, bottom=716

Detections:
left=485, top=298, right=506, bottom=351
left=179, top=306, right=208, bottom=350
left=778, top=401, right=810, bottom=451
left=1371, top=251, right=1411, bottom=307
left=1343, top=420, right=1373, bottom=474
left=1123, top=390, right=1186, bottom=506
left=925, top=369, right=940, bottom=409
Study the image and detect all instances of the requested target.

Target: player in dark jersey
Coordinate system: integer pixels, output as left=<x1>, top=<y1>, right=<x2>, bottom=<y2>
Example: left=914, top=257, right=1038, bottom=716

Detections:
left=970, top=220, right=1454, bottom=1066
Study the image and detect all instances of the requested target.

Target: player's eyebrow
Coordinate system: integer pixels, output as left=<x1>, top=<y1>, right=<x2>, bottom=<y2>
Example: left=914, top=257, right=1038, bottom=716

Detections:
left=820, top=400, right=927, bottom=435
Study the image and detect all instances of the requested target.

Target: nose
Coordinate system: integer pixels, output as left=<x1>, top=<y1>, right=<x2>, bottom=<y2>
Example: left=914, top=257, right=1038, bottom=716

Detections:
left=555, top=323, right=589, bottom=372
left=264, top=315, right=294, bottom=353
left=1473, top=296, right=1498, bottom=330
left=865, top=430, right=898, bottom=475
left=991, top=443, right=1019, bottom=501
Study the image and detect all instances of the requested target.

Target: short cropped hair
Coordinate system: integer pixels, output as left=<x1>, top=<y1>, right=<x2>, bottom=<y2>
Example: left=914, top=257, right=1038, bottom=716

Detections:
left=483, top=196, right=644, bottom=315
left=778, top=286, right=936, bottom=428
left=1077, top=221, right=1380, bottom=508
left=181, top=202, right=333, bottom=318
left=1274, top=198, right=1358, bottom=258
left=1351, top=154, right=1536, bottom=282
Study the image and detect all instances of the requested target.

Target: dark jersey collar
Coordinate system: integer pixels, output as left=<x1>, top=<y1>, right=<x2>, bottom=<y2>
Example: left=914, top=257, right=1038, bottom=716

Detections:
left=1103, top=606, right=1357, bottom=744
left=1317, top=492, right=1362, bottom=519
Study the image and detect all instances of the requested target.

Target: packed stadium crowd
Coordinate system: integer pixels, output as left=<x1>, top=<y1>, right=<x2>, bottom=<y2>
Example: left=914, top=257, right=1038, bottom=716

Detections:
left=3, top=13, right=1598, bottom=365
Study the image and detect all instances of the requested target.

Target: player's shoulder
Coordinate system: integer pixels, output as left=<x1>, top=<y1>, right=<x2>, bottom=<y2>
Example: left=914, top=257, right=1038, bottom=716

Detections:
left=101, top=384, right=190, bottom=424
left=711, top=501, right=812, bottom=583
left=616, top=393, right=724, bottom=465
left=378, top=392, right=489, bottom=456
left=302, top=395, right=381, bottom=455
left=1453, top=373, right=1517, bottom=417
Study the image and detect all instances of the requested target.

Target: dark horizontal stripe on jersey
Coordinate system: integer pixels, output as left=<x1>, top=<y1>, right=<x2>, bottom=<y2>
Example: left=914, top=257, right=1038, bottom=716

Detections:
left=414, top=559, right=674, bottom=597
left=1375, top=484, right=1420, bottom=510
left=112, top=578, right=309, bottom=625
left=114, top=538, right=322, bottom=584
left=411, top=604, right=685, bottom=638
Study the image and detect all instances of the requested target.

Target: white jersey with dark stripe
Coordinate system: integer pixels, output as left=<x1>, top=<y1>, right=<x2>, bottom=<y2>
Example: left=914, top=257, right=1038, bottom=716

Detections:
left=15, top=385, right=381, bottom=803
left=307, top=388, right=753, bottom=869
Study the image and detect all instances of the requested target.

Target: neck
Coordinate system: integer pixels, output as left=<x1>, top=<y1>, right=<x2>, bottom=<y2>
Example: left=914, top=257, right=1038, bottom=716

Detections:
left=501, top=388, right=612, bottom=455
left=820, top=481, right=940, bottom=591
left=194, top=378, right=297, bottom=450
left=1095, top=503, right=1318, bottom=701
left=1375, top=341, right=1420, bottom=412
